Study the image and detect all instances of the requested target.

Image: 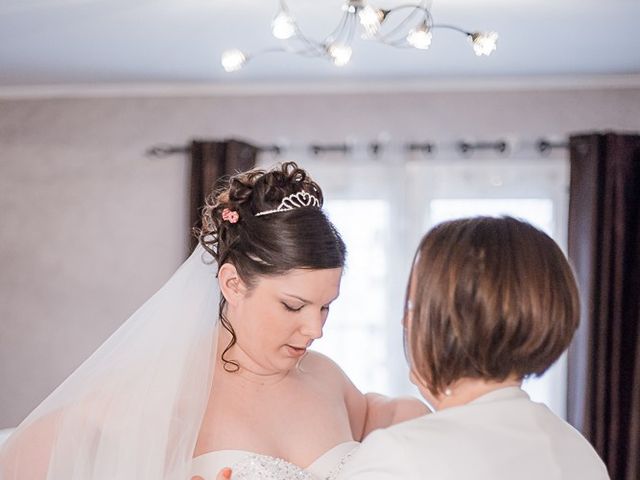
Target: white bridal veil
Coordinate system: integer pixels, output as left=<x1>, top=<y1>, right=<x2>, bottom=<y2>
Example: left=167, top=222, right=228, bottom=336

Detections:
left=0, top=246, right=220, bottom=480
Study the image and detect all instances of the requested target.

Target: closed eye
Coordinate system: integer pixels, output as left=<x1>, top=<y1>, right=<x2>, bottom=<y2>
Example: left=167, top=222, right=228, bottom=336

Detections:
left=282, top=302, right=304, bottom=312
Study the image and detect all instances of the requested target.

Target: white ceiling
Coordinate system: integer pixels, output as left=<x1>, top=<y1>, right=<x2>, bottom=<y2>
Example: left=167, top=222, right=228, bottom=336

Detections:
left=1, top=0, right=639, bottom=87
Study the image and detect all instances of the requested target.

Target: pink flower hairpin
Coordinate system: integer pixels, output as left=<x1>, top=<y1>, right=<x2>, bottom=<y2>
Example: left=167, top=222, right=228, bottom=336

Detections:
left=222, top=208, right=239, bottom=224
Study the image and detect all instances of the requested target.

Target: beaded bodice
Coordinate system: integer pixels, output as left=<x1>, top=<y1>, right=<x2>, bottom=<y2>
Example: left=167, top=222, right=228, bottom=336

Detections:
left=191, top=441, right=358, bottom=480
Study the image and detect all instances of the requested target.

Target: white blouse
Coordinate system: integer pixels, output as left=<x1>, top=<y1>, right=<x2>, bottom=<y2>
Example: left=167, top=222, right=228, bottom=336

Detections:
left=337, top=387, right=609, bottom=480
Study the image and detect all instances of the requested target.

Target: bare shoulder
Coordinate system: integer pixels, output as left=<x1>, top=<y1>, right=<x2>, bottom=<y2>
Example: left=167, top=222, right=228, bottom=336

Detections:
left=301, top=350, right=368, bottom=440
left=300, top=350, right=349, bottom=383
left=298, top=350, right=363, bottom=407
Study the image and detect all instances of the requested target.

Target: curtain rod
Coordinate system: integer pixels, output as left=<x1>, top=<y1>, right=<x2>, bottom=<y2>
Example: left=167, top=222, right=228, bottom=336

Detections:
left=146, top=138, right=569, bottom=159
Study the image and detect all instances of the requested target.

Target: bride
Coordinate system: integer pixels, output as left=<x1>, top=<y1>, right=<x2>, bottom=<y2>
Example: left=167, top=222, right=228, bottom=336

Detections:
left=0, top=162, right=426, bottom=480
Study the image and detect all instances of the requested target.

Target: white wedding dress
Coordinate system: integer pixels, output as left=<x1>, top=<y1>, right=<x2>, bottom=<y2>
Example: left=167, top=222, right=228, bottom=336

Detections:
left=0, top=246, right=358, bottom=480
left=191, top=441, right=359, bottom=480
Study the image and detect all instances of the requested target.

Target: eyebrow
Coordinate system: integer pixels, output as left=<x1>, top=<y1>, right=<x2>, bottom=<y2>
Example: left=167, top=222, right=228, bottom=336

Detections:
left=282, top=293, right=312, bottom=304
left=282, top=293, right=339, bottom=305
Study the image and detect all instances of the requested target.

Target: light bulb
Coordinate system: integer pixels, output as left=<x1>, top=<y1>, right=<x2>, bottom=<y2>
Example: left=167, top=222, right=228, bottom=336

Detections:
left=272, top=10, right=296, bottom=40
left=358, top=5, right=384, bottom=36
left=343, top=3, right=357, bottom=13
left=328, top=44, right=352, bottom=66
left=406, top=24, right=432, bottom=50
left=471, top=31, right=498, bottom=56
left=221, top=49, right=246, bottom=72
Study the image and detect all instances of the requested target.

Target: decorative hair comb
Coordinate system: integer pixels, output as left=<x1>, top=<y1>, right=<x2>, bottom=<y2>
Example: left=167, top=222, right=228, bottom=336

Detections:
left=222, top=208, right=240, bottom=224
left=255, top=191, right=321, bottom=217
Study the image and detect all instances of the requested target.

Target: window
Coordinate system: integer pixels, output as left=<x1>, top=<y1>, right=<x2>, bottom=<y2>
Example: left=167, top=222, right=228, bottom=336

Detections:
left=320, top=200, right=391, bottom=392
left=259, top=155, right=569, bottom=418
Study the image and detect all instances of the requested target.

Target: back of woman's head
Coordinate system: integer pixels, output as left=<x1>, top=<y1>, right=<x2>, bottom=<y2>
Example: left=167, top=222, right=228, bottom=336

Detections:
left=198, top=161, right=346, bottom=282
left=406, top=216, right=579, bottom=396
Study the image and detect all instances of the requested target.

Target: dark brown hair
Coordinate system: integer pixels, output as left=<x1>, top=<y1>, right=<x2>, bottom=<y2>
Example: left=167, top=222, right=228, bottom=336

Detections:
left=197, top=162, right=346, bottom=371
left=405, top=216, right=579, bottom=396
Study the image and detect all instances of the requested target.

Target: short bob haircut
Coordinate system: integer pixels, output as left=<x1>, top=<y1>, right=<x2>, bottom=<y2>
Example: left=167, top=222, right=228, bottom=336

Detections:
left=405, top=216, right=580, bottom=396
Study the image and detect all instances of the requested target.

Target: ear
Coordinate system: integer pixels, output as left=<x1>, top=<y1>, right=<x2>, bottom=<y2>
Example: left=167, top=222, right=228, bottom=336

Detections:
left=218, top=263, right=246, bottom=306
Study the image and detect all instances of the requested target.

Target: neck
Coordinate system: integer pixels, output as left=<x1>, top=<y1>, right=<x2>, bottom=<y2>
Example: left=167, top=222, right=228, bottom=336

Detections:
left=215, top=325, right=290, bottom=386
left=430, top=377, right=522, bottom=411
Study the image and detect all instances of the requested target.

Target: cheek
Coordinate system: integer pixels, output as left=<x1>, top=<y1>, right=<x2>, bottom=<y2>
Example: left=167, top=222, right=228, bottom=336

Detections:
left=237, top=303, right=291, bottom=348
left=265, top=311, right=299, bottom=343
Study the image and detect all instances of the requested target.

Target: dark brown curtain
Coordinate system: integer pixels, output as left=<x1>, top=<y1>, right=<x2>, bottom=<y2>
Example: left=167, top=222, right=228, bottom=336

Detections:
left=567, top=132, right=640, bottom=480
left=188, top=139, right=258, bottom=252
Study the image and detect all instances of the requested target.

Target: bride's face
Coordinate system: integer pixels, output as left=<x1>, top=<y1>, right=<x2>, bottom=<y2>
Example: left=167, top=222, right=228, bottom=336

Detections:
left=225, top=267, right=342, bottom=374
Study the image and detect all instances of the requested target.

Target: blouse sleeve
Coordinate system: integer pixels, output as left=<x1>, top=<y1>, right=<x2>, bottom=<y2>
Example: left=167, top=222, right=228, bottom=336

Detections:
left=335, top=428, right=416, bottom=480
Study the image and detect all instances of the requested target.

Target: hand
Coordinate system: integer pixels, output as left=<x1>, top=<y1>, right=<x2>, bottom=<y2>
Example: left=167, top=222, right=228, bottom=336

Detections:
left=215, top=467, right=232, bottom=480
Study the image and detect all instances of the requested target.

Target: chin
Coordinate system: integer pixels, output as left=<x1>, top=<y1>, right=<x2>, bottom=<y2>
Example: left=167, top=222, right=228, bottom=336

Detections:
left=277, top=353, right=304, bottom=372
left=262, top=354, right=291, bottom=372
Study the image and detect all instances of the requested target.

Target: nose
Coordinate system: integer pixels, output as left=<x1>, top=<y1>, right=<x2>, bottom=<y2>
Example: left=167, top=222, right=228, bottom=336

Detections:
left=300, top=311, right=324, bottom=340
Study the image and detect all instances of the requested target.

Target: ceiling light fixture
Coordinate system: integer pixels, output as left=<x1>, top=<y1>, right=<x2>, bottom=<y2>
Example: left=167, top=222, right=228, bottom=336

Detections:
left=222, top=0, right=498, bottom=72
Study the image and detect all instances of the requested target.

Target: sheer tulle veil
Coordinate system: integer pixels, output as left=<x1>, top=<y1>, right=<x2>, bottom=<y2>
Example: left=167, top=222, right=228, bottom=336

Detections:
left=0, top=245, right=220, bottom=480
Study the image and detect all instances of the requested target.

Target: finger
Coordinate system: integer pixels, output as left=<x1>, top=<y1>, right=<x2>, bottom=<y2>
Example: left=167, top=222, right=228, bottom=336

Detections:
left=216, top=467, right=232, bottom=480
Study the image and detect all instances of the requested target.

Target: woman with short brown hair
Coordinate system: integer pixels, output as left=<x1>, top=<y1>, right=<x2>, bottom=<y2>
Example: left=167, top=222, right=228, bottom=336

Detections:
left=407, top=216, right=579, bottom=403
left=335, top=216, right=609, bottom=480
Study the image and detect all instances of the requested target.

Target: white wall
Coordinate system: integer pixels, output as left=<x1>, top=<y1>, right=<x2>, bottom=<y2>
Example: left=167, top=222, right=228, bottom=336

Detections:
left=1, top=84, right=639, bottom=427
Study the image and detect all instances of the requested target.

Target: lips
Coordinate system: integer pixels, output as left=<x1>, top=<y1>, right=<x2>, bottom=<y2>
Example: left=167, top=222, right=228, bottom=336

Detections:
left=285, top=344, right=308, bottom=357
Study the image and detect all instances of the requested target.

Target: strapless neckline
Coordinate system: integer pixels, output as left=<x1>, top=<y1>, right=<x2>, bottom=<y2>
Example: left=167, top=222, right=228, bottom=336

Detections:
left=191, top=441, right=359, bottom=480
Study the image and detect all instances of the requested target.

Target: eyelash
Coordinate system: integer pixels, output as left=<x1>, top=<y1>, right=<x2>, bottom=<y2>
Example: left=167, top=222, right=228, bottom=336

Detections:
left=283, top=303, right=303, bottom=312
left=282, top=303, right=331, bottom=313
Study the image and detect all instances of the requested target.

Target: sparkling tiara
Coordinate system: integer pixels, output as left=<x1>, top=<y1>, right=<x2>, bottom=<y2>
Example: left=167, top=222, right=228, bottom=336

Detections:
left=255, top=191, right=321, bottom=217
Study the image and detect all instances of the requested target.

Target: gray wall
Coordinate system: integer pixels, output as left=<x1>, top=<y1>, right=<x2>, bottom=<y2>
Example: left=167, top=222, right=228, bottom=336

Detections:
left=1, top=85, right=639, bottom=427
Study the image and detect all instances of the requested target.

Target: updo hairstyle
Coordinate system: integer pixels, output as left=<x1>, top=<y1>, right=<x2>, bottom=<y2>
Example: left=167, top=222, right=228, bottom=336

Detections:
left=197, top=162, right=346, bottom=371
